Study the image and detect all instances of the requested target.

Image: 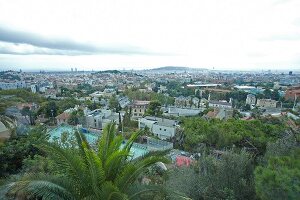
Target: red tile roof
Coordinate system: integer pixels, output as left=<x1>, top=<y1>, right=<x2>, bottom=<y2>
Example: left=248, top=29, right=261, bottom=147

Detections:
left=176, top=155, right=192, bottom=167
left=56, top=112, right=70, bottom=120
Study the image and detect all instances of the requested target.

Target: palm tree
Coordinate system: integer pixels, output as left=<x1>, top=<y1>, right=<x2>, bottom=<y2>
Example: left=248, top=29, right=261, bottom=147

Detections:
left=7, top=122, right=169, bottom=199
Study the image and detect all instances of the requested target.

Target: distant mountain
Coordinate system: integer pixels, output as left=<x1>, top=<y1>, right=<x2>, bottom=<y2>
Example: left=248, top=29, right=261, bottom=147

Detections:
left=148, top=66, right=206, bottom=71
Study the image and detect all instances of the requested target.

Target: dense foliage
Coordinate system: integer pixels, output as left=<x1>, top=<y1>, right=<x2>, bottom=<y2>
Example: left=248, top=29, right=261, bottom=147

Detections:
left=145, top=101, right=162, bottom=116
left=255, top=135, right=300, bottom=200
left=0, top=126, right=48, bottom=178
left=6, top=123, right=169, bottom=199
left=166, top=150, right=256, bottom=200
left=182, top=118, right=286, bottom=152
left=124, top=89, right=174, bottom=105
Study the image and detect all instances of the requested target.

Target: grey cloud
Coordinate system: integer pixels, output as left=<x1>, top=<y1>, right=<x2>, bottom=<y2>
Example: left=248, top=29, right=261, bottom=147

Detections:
left=0, top=45, right=92, bottom=56
left=0, top=26, right=152, bottom=55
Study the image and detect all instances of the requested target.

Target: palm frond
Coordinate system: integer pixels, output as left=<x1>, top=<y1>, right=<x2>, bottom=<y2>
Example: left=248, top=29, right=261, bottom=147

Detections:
left=116, top=156, right=168, bottom=192
left=132, top=149, right=171, bottom=164
left=98, top=122, right=117, bottom=163
left=106, top=134, right=124, bottom=157
left=38, top=143, right=90, bottom=194
left=123, top=130, right=143, bottom=154
left=7, top=173, right=76, bottom=200
left=82, top=144, right=105, bottom=197
left=104, top=149, right=130, bottom=181
left=100, top=181, right=128, bottom=200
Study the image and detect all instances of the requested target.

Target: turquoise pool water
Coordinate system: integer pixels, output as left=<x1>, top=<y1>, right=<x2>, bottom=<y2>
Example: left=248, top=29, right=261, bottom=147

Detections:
left=48, top=125, right=149, bottom=159
left=49, top=125, right=98, bottom=144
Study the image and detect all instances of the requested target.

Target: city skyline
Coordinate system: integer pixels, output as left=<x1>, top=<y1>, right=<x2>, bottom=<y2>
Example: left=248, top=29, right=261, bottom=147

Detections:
left=1, top=0, right=300, bottom=71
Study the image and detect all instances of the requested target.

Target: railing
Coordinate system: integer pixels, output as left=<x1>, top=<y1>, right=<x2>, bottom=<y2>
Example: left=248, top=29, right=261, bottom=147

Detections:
left=146, top=137, right=173, bottom=151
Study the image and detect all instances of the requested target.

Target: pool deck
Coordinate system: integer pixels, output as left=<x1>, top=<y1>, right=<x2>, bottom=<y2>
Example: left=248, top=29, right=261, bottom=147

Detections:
left=48, top=124, right=149, bottom=159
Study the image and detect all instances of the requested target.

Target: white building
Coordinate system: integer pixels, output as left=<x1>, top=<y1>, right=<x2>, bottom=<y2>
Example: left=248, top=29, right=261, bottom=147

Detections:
left=246, top=94, right=256, bottom=105
left=118, top=96, right=131, bottom=108
left=164, top=106, right=204, bottom=117
left=0, top=81, right=26, bottom=90
left=139, top=116, right=178, bottom=140
left=209, top=100, right=232, bottom=109
left=89, top=89, right=116, bottom=98
left=158, top=85, right=167, bottom=93
left=31, top=84, right=38, bottom=93
left=86, top=109, right=123, bottom=130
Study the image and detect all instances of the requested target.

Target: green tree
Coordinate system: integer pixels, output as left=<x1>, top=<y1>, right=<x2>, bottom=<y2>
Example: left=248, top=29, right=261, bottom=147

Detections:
left=7, top=123, right=168, bottom=199
left=145, top=100, right=162, bottom=116
left=255, top=135, right=300, bottom=200
left=0, top=125, right=48, bottom=177
left=182, top=118, right=285, bottom=152
left=109, top=95, right=120, bottom=112
left=166, top=167, right=198, bottom=199
left=21, top=106, right=35, bottom=125
left=195, top=150, right=256, bottom=200
left=67, top=110, right=84, bottom=126
left=263, top=89, right=272, bottom=99
left=38, top=101, right=58, bottom=118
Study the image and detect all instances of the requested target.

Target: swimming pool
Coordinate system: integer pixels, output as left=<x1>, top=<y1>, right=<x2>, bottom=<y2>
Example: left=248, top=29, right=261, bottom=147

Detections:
left=48, top=125, right=149, bottom=159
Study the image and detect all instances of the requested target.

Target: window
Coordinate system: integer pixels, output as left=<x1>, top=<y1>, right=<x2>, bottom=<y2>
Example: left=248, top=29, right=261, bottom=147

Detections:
left=134, top=109, right=137, bottom=112
left=164, top=129, right=166, bottom=131
left=159, top=128, right=162, bottom=130
left=140, top=109, right=142, bottom=112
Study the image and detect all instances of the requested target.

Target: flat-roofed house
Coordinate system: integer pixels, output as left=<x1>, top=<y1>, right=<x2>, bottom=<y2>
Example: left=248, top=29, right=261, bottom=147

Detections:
left=256, top=99, right=277, bottom=108
left=209, top=100, right=232, bottom=109
left=139, top=116, right=178, bottom=140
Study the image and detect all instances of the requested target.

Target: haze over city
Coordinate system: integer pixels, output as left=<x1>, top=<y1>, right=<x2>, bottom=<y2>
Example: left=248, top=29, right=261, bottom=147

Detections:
left=1, top=1, right=300, bottom=199
left=1, top=0, right=300, bottom=71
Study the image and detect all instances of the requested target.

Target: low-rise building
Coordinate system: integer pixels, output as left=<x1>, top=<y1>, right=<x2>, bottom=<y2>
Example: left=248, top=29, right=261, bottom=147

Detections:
left=139, top=116, right=178, bottom=140
left=85, top=109, right=123, bottom=130
left=0, top=81, right=26, bottom=90
left=89, top=89, right=116, bottom=98
left=209, top=100, right=232, bottom=109
left=130, top=100, right=150, bottom=119
left=158, top=85, right=167, bottom=93
left=31, top=84, right=38, bottom=93
left=204, top=108, right=233, bottom=120
left=246, top=94, right=256, bottom=105
left=118, top=96, right=131, bottom=108
left=285, top=87, right=300, bottom=101
left=256, top=99, right=277, bottom=108
left=164, top=106, right=203, bottom=117
left=56, top=112, right=71, bottom=125
left=174, top=96, right=191, bottom=107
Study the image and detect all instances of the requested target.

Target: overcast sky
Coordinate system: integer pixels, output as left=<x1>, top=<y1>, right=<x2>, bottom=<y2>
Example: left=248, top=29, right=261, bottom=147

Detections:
left=0, top=0, right=300, bottom=71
